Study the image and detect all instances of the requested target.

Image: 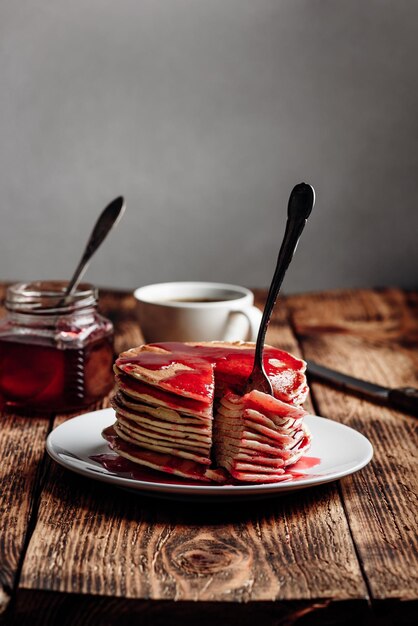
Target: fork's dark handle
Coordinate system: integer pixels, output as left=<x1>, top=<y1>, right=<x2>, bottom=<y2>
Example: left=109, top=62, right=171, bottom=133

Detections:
left=253, top=183, right=315, bottom=374
left=388, top=387, right=418, bottom=416
left=64, top=196, right=125, bottom=298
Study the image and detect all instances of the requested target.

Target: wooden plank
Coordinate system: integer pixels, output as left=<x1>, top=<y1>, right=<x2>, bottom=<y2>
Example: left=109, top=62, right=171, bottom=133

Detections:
left=286, top=288, right=418, bottom=604
left=18, top=466, right=367, bottom=603
left=0, top=413, right=51, bottom=617
left=16, top=291, right=367, bottom=610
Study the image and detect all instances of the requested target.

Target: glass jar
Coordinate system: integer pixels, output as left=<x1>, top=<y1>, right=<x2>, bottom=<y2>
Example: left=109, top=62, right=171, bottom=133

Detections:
left=0, top=281, right=114, bottom=412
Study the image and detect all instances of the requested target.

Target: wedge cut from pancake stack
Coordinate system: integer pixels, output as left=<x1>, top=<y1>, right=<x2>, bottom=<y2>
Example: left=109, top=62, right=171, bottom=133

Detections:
left=103, top=341, right=311, bottom=484
left=214, top=390, right=311, bottom=482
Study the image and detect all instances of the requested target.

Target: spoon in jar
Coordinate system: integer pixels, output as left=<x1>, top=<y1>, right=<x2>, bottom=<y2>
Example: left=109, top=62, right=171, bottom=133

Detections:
left=244, top=182, right=315, bottom=395
left=60, top=196, right=125, bottom=302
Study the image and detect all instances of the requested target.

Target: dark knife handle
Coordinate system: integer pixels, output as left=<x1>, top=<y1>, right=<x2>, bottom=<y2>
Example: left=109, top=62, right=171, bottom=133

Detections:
left=387, top=387, right=418, bottom=416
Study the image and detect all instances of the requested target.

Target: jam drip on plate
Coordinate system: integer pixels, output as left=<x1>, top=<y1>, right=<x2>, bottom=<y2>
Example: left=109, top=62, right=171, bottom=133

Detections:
left=91, top=452, right=321, bottom=485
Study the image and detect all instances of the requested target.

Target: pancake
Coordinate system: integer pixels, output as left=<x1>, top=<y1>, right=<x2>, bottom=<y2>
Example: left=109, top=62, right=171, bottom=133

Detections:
left=103, top=426, right=226, bottom=482
left=115, top=374, right=213, bottom=418
left=115, top=414, right=211, bottom=444
left=113, top=423, right=212, bottom=465
left=115, top=415, right=210, bottom=451
left=115, top=345, right=214, bottom=403
left=111, top=396, right=211, bottom=438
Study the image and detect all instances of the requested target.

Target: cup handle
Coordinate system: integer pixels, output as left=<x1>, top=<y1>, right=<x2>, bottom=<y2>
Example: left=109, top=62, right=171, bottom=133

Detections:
left=224, top=306, right=262, bottom=342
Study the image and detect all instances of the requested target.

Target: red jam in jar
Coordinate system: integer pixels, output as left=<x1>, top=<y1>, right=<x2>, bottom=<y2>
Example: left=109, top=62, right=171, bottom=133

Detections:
left=0, top=281, right=114, bottom=412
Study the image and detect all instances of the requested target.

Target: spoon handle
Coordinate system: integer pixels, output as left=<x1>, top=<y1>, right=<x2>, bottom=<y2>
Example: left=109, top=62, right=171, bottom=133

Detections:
left=64, top=196, right=125, bottom=298
left=247, top=183, right=315, bottom=394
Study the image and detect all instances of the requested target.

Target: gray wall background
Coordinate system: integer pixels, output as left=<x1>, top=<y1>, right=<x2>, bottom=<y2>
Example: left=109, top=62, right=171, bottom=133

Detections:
left=1, top=0, right=417, bottom=293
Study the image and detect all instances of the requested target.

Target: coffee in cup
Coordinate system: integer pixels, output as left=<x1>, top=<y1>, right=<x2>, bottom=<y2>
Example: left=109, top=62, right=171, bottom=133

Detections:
left=133, top=282, right=262, bottom=343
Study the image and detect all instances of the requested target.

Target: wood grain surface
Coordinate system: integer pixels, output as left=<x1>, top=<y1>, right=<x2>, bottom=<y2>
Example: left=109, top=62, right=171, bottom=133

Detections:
left=0, top=413, right=51, bottom=618
left=286, top=289, right=418, bottom=606
left=0, top=285, right=416, bottom=625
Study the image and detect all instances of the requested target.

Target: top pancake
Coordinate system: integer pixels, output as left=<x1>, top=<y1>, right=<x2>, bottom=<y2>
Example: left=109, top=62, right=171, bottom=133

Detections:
left=115, top=341, right=307, bottom=406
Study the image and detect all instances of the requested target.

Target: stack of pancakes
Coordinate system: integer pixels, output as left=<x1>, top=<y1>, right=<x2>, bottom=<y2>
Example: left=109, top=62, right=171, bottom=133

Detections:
left=103, top=341, right=311, bottom=484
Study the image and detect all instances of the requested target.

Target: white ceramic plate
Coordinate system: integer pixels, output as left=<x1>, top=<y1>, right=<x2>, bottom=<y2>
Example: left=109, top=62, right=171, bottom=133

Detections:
left=46, top=408, right=373, bottom=499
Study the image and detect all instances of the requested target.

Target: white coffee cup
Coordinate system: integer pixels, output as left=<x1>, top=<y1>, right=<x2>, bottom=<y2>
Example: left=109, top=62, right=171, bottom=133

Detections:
left=133, top=282, right=262, bottom=343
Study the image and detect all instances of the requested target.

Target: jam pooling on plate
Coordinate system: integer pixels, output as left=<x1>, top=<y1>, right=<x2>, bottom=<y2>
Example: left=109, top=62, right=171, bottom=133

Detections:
left=0, top=336, right=114, bottom=411
left=90, top=452, right=321, bottom=485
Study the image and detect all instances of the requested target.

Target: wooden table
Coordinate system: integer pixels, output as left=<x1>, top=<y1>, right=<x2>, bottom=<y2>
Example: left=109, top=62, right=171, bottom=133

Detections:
left=0, top=286, right=417, bottom=625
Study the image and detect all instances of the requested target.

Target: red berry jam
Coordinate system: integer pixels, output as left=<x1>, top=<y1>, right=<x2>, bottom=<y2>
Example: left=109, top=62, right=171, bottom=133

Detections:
left=0, top=281, right=114, bottom=412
